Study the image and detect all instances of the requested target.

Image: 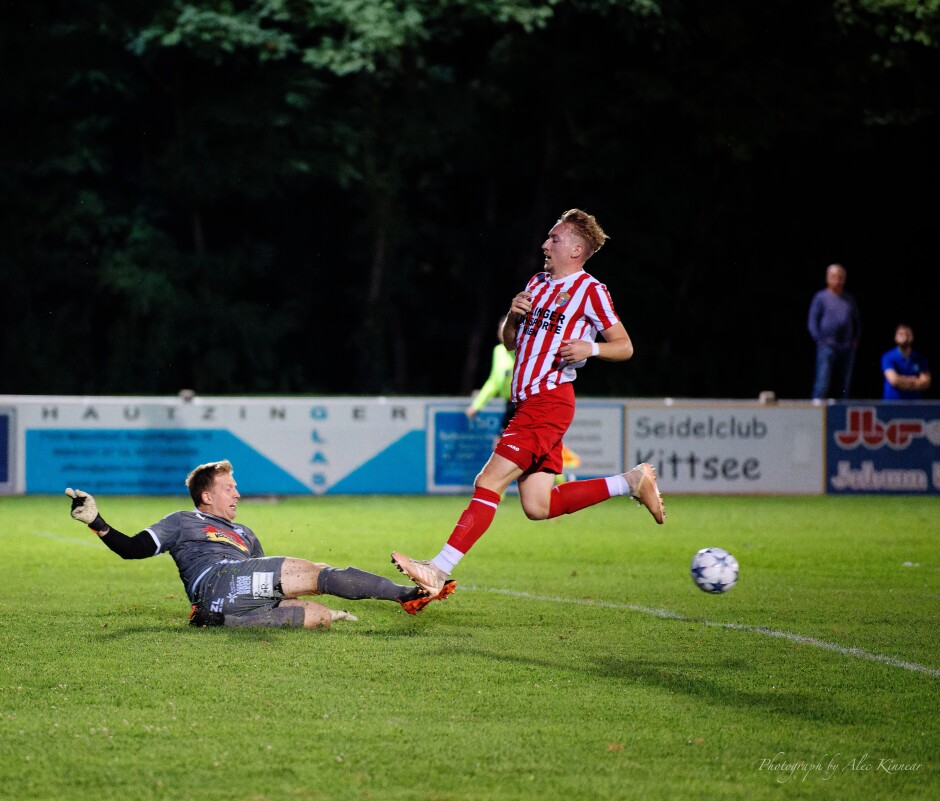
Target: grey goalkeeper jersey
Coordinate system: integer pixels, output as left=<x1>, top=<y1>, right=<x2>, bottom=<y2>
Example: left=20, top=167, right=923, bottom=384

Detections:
left=145, top=510, right=265, bottom=601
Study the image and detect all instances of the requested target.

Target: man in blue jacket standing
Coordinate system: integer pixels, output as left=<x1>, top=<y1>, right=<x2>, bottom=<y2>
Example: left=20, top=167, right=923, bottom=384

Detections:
left=807, top=263, right=861, bottom=400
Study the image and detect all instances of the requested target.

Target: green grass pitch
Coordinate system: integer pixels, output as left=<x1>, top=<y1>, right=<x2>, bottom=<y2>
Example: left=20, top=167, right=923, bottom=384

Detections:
left=1, top=492, right=938, bottom=801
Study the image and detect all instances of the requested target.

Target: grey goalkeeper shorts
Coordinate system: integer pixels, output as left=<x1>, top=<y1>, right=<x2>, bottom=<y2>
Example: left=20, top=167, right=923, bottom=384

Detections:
left=191, top=557, right=305, bottom=627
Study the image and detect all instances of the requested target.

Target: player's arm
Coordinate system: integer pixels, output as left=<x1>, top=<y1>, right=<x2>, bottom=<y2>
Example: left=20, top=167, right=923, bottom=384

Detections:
left=65, top=488, right=157, bottom=559
left=502, top=292, right=532, bottom=351
left=558, top=322, right=633, bottom=364
left=597, top=322, right=634, bottom=361
left=469, top=347, right=503, bottom=416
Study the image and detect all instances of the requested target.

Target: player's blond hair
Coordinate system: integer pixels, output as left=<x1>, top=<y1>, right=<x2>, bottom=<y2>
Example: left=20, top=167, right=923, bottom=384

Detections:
left=558, top=208, right=609, bottom=257
left=185, top=460, right=234, bottom=505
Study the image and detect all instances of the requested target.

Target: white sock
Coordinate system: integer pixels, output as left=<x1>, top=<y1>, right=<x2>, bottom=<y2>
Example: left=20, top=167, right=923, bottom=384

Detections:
left=606, top=474, right=630, bottom=497
left=433, top=544, right=463, bottom=575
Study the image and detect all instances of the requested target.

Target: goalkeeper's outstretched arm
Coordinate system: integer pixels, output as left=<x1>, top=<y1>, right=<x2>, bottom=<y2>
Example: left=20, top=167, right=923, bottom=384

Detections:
left=65, top=488, right=157, bottom=559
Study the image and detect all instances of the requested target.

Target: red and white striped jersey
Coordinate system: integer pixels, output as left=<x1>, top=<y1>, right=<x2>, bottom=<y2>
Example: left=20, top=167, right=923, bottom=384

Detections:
left=510, top=270, right=621, bottom=402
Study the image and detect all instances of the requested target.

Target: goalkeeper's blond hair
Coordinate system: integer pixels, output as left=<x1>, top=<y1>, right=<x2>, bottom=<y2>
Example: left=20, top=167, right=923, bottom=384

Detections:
left=186, top=460, right=234, bottom=506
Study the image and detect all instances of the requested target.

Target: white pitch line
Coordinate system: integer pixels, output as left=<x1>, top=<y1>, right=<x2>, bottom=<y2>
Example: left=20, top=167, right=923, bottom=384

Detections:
left=468, top=586, right=940, bottom=678
left=31, top=530, right=100, bottom=547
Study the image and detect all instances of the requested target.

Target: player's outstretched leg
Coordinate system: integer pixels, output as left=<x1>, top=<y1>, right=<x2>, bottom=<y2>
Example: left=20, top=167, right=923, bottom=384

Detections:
left=624, top=463, right=665, bottom=524
left=391, top=551, right=447, bottom=597
left=281, top=601, right=357, bottom=628
left=398, top=580, right=457, bottom=615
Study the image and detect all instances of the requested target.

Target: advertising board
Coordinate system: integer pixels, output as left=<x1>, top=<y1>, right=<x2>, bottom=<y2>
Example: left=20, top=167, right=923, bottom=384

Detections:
left=626, top=401, right=825, bottom=494
left=826, top=403, right=940, bottom=494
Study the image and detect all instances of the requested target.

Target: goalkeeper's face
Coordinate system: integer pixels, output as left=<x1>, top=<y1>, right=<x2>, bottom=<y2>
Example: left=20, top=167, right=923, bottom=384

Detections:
left=201, top=472, right=241, bottom=521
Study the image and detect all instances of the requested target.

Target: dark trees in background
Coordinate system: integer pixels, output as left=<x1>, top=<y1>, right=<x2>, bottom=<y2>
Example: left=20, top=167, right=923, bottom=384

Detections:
left=2, top=1, right=938, bottom=400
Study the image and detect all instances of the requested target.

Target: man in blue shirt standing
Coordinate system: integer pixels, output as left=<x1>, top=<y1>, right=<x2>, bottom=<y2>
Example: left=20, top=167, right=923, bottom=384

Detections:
left=882, top=324, right=931, bottom=400
left=807, top=263, right=862, bottom=400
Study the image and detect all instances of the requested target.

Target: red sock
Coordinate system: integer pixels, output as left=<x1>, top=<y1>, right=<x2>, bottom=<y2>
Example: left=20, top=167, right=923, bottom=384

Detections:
left=445, top=487, right=502, bottom=554
left=547, top=478, right=612, bottom=518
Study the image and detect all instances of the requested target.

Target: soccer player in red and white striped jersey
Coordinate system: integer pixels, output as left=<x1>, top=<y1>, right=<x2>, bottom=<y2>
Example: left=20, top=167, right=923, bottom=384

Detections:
left=393, top=209, right=665, bottom=599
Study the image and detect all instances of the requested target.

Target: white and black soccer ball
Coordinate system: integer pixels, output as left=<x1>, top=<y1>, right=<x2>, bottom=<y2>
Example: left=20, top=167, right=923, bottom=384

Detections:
left=690, top=547, right=739, bottom=594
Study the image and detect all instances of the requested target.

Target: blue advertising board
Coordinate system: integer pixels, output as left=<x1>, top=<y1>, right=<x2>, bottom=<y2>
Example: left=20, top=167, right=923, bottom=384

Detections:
left=427, top=405, right=502, bottom=492
left=826, top=403, right=940, bottom=494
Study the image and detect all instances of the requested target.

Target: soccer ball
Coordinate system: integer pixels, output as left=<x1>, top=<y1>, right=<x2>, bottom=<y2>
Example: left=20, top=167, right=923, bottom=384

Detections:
left=690, top=547, right=739, bottom=594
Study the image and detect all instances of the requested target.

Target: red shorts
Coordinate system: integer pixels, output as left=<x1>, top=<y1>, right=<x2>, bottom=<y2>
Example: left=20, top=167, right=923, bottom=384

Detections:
left=494, top=383, right=575, bottom=476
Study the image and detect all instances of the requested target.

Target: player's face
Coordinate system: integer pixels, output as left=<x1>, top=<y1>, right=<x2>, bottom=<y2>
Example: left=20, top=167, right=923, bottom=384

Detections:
left=203, top=472, right=240, bottom=521
left=541, top=223, right=580, bottom=277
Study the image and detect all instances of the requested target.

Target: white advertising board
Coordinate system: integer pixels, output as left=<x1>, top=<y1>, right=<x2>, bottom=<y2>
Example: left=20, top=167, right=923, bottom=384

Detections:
left=2, top=395, right=432, bottom=495
left=625, top=401, right=825, bottom=494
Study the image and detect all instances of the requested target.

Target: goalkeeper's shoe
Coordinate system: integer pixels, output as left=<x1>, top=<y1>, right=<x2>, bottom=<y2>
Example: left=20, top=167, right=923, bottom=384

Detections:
left=391, top=551, right=447, bottom=598
left=398, top=580, right=457, bottom=615
left=624, top=463, right=666, bottom=524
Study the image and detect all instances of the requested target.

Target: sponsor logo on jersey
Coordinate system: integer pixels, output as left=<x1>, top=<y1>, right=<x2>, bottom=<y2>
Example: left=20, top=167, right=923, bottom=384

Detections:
left=525, top=305, right=567, bottom=336
left=203, top=525, right=250, bottom=553
left=252, top=572, right=275, bottom=599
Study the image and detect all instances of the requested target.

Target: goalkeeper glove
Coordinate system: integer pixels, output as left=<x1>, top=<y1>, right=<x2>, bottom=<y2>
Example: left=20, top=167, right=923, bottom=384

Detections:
left=65, top=488, right=108, bottom=532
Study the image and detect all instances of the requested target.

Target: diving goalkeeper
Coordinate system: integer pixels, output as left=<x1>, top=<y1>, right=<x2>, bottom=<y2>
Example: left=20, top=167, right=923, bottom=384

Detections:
left=66, top=459, right=454, bottom=628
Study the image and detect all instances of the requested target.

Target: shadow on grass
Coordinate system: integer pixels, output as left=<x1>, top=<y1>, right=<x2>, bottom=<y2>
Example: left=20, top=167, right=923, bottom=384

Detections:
left=446, top=644, right=853, bottom=723
left=91, top=616, right=443, bottom=640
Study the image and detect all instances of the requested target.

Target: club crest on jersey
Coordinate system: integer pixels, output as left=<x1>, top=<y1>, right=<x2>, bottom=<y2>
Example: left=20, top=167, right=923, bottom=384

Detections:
left=555, top=292, right=571, bottom=307
left=203, top=525, right=249, bottom=553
